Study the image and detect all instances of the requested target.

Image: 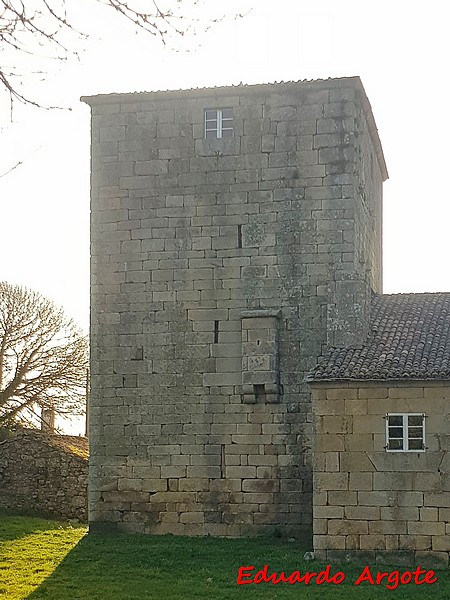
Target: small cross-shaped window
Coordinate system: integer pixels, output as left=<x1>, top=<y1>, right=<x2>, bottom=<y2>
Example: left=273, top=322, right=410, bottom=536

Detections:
left=205, top=108, right=233, bottom=139
left=386, top=413, right=425, bottom=452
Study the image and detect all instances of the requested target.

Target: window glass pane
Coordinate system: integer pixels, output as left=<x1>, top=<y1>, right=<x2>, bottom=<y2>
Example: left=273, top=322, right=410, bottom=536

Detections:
left=408, top=415, right=423, bottom=427
left=205, top=110, right=218, bottom=120
left=389, top=439, right=403, bottom=450
left=388, top=415, right=403, bottom=427
left=408, top=427, right=423, bottom=438
left=388, top=427, right=403, bottom=439
left=222, top=108, right=233, bottom=118
left=205, top=120, right=218, bottom=129
left=409, top=438, right=423, bottom=450
left=222, top=129, right=233, bottom=138
left=206, top=130, right=217, bottom=139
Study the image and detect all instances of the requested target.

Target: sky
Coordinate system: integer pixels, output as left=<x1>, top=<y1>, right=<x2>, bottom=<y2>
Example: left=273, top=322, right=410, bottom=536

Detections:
left=0, top=0, right=449, bottom=433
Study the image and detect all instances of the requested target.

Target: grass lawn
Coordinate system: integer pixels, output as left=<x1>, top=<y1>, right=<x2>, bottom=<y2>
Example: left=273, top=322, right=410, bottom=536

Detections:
left=1, top=514, right=449, bottom=599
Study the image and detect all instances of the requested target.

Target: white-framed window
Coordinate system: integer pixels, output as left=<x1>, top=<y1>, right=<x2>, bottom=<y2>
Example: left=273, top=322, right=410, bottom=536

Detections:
left=205, top=108, right=233, bottom=139
left=385, top=413, right=426, bottom=452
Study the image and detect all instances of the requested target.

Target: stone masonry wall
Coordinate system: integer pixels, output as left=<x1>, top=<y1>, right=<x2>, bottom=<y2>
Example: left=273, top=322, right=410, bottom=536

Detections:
left=84, top=78, right=386, bottom=537
left=312, top=382, right=450, bottom=567
left=324, top=93, right=384, bottom=349
left=0, top=428, right=88, bottom=522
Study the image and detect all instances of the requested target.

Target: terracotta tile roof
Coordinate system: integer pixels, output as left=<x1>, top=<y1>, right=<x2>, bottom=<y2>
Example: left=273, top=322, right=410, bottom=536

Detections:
left=308, top=293, right=450, bottom=382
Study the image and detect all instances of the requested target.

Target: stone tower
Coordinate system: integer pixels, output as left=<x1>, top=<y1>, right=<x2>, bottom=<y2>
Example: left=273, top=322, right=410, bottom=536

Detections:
left=82, top=77, right=387, bottom=537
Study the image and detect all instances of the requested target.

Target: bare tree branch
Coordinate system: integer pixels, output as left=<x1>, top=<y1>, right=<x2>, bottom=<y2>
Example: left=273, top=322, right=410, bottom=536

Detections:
left=0, top=0, right=239, bottom=109
left=0, top=281, right=88, bottom=428
left=0, top=159, right=23, bottom=177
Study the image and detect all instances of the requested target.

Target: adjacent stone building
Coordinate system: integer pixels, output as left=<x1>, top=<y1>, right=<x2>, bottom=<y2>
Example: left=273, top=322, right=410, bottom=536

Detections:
left=82, top=76, right=389, bottom=539
left=309, top=293, right=450, bottom=566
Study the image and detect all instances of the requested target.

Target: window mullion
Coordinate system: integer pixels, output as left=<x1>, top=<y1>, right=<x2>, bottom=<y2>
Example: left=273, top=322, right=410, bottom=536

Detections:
left=217, top=109, right=223, bottom=138
left=403, top=414, right=408, bottom=451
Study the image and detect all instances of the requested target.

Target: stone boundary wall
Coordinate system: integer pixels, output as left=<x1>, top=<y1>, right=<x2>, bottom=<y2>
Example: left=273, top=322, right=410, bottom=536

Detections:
left=312, top=382, right=450, bottom=567
left=0, top=428, right=88, bottom=522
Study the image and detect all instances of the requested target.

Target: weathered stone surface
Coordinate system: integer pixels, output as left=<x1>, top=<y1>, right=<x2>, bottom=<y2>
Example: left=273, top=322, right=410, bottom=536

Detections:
left=312, top=382, right=450, bottom=565
left=83, top=77, right=386, bottom=539
left=0, top=428, right=88, bottom=521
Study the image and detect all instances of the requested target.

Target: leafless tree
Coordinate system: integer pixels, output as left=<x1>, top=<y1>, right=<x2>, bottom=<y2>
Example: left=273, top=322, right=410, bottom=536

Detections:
left=0, top=0, right=236, bottom=109
left=0, top=281, right=88, bottom=428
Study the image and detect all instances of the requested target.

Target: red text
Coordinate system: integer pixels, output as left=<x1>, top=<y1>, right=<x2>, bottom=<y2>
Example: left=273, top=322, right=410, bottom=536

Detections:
left=354, top=565, right=437, bottom=590
left=237, top=564, right=345, bottom=585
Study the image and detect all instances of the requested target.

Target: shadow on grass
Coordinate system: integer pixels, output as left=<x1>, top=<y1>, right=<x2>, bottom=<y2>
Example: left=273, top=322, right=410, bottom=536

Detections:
left=25, top=533, right=312, bottom=600
left=25, top=533, right=450, bottom=600
left=0, top=512, right=79, bottom=543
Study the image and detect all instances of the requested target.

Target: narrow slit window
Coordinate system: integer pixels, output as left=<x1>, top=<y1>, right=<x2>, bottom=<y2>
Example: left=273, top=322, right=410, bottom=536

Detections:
left=220, top=444, right=225, bottom=478
left=214, top=320, right=219, bottom=343
left=237, top=224, right=242, bottom=248
left=205, top=108, right=233, bottom=139
left=386, top=413, right=425, bottom=452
